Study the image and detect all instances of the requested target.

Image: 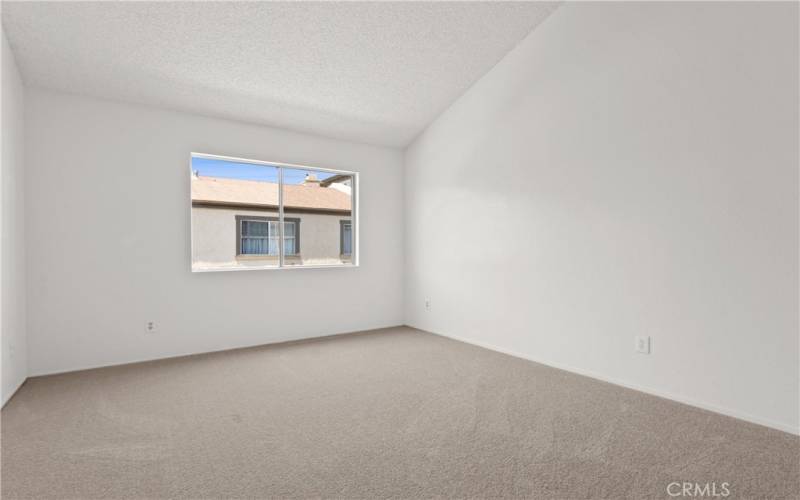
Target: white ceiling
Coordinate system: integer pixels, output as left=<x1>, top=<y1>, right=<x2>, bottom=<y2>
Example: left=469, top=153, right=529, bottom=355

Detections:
left=2, top=1, right=559, bottom=148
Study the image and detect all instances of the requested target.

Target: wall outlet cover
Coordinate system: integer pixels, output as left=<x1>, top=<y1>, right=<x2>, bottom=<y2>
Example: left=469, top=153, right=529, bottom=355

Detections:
left=635, top=336, right=651, bottom=354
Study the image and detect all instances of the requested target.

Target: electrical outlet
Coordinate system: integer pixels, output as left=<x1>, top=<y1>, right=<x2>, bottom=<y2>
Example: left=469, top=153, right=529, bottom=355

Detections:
left=145, top=321, right=157, bottom=334
left=635, top=336, right=650, bottom=354
left=425, top=299, right=431, bottom=311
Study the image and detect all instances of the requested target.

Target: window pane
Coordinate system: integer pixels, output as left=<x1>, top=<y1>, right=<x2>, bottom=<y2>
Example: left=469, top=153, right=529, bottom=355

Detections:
left=268, top=221, right=280, bottom=237
left=242, top=220, right=268, bottom=237
left=280, top=167, right=354, bottom=266
left=284, top=236, right=296, bottom=255
left=284, top=221, right=297, bottom=255
left=242, top=237, right=267, bottom=255
left=342, top=223, right=352, bottom=256
left=191, top=155, right=279, bottom=270
left=191, top=154, right=355, bottom=271
left=268, top=236, right=279, bottom=256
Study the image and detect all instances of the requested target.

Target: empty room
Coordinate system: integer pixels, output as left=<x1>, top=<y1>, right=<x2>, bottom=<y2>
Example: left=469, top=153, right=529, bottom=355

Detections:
left=1, top=1, right=798, bottom=499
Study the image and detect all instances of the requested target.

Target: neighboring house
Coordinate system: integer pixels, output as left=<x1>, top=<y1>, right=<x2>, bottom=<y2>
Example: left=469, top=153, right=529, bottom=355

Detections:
left=320, top=173, right=352, bottom=195
left=191, top=173, right=352, bottom=269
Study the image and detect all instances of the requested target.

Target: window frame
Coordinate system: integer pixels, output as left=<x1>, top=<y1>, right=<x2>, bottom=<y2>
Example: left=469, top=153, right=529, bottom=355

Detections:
left=190, top=152, right=358, bottom=272
left=235, top=215, right=300, bottom=257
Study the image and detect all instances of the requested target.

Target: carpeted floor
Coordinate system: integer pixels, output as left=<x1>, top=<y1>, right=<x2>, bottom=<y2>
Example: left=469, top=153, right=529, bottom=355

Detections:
left=2, top=326, right=798, bottom=499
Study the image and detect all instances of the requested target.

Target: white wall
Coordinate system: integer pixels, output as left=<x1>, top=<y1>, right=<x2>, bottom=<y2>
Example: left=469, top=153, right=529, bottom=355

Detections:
left=25, top=88, right=403, bottom=375
left=1, top=28, right=27, bottom=404
left=405, top=2, right=799, bottom=434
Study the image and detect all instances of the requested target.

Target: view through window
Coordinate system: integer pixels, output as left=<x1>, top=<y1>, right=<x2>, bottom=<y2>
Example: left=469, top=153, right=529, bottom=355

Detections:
left=191, top=154, right=356, bottom=271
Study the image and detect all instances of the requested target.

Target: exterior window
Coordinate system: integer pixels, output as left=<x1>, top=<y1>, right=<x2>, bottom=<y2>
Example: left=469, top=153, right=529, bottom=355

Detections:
left=191, top=153, right=356, bottom=271
left=240, top=219, right=278, bottom=255
left=283, top=220, right=297, bottom=255
left=340, top=221, right=352, bottom=256
left=236, top=216, right=299, bottom=256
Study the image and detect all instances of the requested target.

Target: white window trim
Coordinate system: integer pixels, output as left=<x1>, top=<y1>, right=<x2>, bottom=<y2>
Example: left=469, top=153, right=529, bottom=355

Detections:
left=190, top=152, right=359, bottom=272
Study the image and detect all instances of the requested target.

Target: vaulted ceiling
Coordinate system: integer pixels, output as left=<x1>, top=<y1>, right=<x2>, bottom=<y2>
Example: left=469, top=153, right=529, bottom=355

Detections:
left=2, top=1, right=559, bottom=147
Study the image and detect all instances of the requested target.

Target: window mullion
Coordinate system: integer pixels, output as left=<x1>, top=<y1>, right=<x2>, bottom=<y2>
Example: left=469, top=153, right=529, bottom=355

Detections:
left=278, top=166, right=284, bottom=267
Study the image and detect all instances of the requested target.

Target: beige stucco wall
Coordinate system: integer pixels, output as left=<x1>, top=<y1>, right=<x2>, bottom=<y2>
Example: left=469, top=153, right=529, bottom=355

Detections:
left=192, top=206, right=352, bottom=269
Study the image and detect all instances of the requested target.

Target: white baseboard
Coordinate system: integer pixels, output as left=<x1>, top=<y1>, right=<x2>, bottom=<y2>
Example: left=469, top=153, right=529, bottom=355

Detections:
left=2, top=376, right=27, bottom=408
left=29, top=323, right=406, bottom=378
left=414, top=325, right=799, bottom=436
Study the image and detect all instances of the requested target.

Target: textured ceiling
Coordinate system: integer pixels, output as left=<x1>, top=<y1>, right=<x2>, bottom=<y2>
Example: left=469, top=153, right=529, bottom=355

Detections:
left=2, top=1, right=559, bottom=147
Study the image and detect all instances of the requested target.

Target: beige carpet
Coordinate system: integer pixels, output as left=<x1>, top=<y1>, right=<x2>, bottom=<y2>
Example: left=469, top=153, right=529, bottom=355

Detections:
left=2, top=326, right=798, bottom=499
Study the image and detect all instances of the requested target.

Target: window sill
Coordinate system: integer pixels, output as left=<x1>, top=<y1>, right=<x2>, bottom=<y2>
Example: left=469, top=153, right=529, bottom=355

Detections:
left=192, top=262, right=359, bottom=273
left=235, top=254, right=300, bottom=261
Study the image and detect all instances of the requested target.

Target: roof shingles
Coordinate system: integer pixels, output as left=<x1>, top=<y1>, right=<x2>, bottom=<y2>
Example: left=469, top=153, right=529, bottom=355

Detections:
left=191, top=176, right=351, bottom=212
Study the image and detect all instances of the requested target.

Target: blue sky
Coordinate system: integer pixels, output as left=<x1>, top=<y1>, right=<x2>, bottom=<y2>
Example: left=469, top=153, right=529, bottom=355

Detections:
left=191, top=156, right=336, bottom=185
